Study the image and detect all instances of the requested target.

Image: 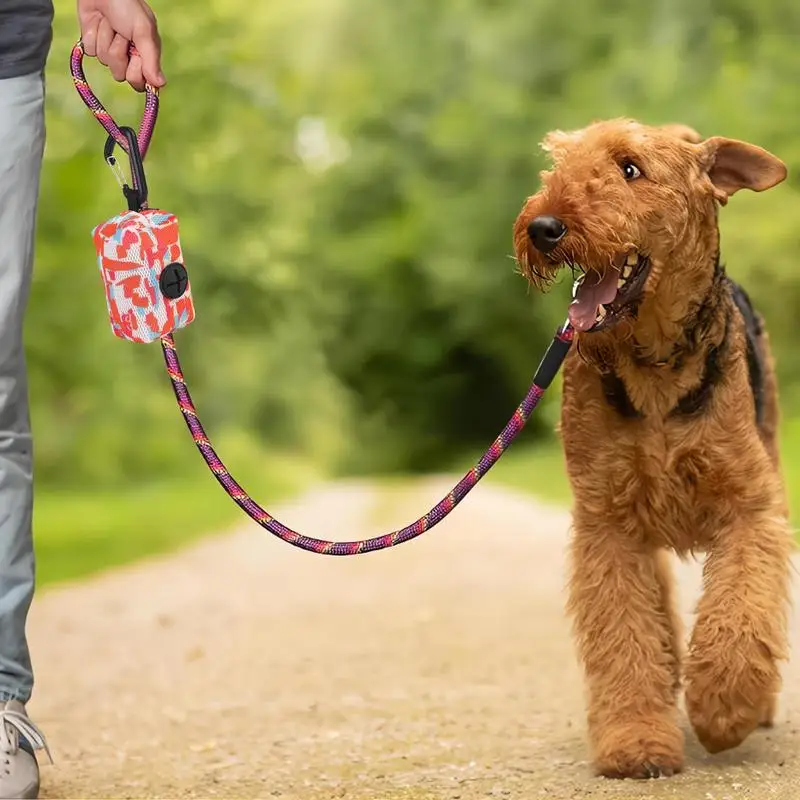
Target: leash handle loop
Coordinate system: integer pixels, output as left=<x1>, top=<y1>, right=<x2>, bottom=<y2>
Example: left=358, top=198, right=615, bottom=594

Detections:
left=69, top=40, right=159, bottom=159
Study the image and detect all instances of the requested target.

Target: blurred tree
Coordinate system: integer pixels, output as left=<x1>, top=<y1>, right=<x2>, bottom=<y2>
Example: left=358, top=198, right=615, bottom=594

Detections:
left=29, top=0, right=800, bottom=487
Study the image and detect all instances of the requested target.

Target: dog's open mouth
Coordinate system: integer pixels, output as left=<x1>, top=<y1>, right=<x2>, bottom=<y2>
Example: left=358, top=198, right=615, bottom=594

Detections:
left=567, top=250, right=651, bottom=332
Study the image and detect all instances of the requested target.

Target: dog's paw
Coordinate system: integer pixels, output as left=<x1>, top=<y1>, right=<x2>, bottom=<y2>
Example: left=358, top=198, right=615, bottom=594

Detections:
left=685, top=633, right=780, bottom=753
left=688, top=711, right=757, bottom=754
left=600, top=759, right=679, bottom=780
left=685, top=679, right=766, bottom=752
left=593, top=718, right=684, bottom=780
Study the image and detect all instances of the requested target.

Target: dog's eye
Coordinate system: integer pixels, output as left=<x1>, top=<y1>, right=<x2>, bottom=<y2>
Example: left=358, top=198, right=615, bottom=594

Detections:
left=621, top=161, right=642, bottom=181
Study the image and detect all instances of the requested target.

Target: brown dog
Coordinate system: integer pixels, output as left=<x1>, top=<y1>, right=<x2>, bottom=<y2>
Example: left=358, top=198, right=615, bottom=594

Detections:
left=513, top=119, right=793, bottom=779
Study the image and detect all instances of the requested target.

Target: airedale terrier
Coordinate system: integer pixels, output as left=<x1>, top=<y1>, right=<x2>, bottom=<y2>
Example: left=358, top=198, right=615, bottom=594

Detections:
left=513, top=119, right=792, bottom=779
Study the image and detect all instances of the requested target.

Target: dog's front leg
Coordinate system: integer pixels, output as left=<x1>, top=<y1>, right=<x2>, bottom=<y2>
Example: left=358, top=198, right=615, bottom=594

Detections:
left=567, top=520, right=684, bottom=779
left=684, top=507, right=791, bottom=753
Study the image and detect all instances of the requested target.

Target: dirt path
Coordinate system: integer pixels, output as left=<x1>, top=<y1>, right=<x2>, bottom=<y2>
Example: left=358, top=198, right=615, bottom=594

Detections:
left=26, top=477, right=800, bottom=799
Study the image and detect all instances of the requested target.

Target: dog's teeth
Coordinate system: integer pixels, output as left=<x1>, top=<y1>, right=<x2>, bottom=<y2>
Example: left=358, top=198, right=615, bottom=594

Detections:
left=617, top=277, right=626, bottom=288
left=626, top=252, right=638, bottom=266
left=597, top=306, right=607, bottom=320
left=623, top=265, right=633, bottom=278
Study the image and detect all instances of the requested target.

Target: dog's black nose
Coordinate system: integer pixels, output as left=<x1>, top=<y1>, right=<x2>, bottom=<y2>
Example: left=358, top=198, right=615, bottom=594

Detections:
left=527, top=215, right=567, bottom=254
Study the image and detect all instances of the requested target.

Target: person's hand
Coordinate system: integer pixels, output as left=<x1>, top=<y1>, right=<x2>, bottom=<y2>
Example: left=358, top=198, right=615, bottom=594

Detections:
left=78, top=0, right=165, bottom=92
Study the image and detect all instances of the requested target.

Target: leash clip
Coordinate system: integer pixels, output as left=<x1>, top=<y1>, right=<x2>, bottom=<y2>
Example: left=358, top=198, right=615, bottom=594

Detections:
left=103, top=126, right=148, bottom=212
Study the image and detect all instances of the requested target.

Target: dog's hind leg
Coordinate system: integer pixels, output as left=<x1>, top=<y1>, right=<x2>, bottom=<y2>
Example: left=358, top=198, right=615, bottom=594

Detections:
left=758, top=693, right=778, bottom=728
left=684, top=501, right=791, bottom=753
left=754, top=327, right=787, bottom=729
left=654, top=548, right=683, bottom=696
left=729, top=283, right=785, bottom=510
left=567, top=520, right=684, bottom=779
left=755, top=323, right=787, bottom=528
left=757, top=325, right=781, bottom=470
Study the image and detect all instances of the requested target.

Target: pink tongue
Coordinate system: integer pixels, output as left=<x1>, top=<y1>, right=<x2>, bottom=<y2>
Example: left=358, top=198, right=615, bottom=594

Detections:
left=568, top=268, right=620, bottom=331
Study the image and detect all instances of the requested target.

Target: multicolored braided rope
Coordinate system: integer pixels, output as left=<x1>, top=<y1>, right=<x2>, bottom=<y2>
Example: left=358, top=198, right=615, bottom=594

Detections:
left=71, top=42, right=576, bottom=555
left=161, top=329, right=572, bottom=554
left=70, top=41, right=159, bottom=159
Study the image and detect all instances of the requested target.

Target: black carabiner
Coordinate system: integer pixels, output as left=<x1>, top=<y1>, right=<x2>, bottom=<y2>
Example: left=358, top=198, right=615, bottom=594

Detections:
left=104, top=126, right=148, bottom=212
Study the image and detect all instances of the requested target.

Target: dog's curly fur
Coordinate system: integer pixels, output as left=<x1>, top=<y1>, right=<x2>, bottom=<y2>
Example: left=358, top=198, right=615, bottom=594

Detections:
left=513, top=119, right=793, bottom=779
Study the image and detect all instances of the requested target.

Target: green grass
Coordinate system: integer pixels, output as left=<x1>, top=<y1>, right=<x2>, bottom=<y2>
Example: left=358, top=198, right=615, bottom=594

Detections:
left=33, top=433, right=320, bottom=589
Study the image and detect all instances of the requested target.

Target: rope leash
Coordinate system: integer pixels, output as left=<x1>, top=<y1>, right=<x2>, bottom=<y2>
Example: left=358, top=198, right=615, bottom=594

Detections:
left=70, top=41, right=576, bottom=555
left=70, top=43, right=158, bottom=160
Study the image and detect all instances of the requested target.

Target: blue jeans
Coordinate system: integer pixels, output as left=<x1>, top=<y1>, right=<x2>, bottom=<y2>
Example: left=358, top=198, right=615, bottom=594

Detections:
left=0, top=71, right=46, bottom=704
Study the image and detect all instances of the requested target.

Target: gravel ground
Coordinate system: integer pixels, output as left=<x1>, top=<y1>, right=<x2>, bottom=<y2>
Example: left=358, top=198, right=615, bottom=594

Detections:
left=25, top=477, right=800, bottom=799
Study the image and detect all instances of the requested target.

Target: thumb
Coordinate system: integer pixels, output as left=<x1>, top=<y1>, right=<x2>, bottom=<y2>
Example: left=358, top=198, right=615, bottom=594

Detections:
left=132, top=16, right=165, bottom=87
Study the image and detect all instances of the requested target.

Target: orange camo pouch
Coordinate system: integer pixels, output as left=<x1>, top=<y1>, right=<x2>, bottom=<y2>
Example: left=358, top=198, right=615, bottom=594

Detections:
left=92, top=208, right=195, bottom=344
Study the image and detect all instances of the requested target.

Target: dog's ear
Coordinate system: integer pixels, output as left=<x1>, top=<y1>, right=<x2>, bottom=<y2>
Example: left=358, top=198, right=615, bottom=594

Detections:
left=701, top=137, right=787, bottom=202
left=659, top=123, right=703, bottom=143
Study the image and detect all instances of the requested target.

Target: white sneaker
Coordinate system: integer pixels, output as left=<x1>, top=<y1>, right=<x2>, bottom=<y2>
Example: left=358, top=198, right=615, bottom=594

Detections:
left=0, top=701, right=51, bottom=800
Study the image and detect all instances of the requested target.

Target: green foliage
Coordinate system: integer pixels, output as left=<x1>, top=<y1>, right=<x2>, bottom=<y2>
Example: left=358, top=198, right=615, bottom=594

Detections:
left=32, top=0, right=800, bottom=497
